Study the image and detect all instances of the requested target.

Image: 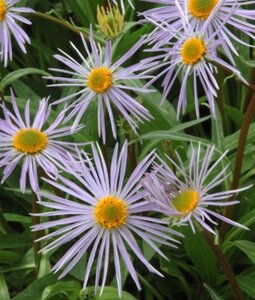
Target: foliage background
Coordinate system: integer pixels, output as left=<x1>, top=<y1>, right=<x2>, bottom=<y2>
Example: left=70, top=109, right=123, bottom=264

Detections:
left=0, top=0, right=255, bottom=299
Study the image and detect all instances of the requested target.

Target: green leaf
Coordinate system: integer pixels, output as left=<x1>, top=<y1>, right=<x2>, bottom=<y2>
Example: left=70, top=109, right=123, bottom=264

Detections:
left=203, top=283, right=224, bottom=300
left=233, top=240, right=255, bottom=264
left=38, top=252, right=51, bottom=279
left=12, top=274, right=58, bottom=300
left=225, top=208, right=255, bottom=242
left=0, top=250, right=21, bottom=264
left=65, top=0, right=95, bottom=25
left=181, top=227, right=218, bottom=285
left=211, top=104, right=224, bottom=150
left=42, top=281, right=81, bottom=300
left=0, top=274, right=10, bottom=300
left=0, top=248, right=34, bottom=273
left=138, top=131, right=210, bottom=145
left=237, top=274, right=255, bottom=298
left=0, top=68, right=50, bottom=91
left=160, top=257, right=191, bottom=299
left=224, top=123, right=255, bottom=151
left=80, top=286, right=137, bottom=300
left=4, top=213, right=31, bottom=225
left=170, top=116, right=211, bottom=134
left=95, top=287, right=137, bottom=300
left=0, top=234, right=32, bottom=249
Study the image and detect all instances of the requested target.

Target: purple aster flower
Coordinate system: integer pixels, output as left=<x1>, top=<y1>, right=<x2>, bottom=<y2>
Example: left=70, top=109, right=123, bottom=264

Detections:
left=32, top=142, right=182, bottom=297
left=46, top=29, right=155, bottom=143
left=0, top=0, right=34, bottom=67
left=142, top=143, right=250, bottom=234
left=0, top=90, right=84, bottom=194
left=144, top=18, right=245, bottom=118
left=141, top=0, right=255, bottom=64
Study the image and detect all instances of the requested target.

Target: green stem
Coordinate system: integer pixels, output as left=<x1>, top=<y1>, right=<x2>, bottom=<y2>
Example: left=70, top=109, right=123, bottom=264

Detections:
left=127, top=139, right=137, bottom=173
left=220, top=92, right=255, bottom=239
left=203, top=230, right=244, bottom=300
left=216, top=71, right=227, bottom=134
left=31, top=190, right=41, bottom=274
left=31, top=11, right=88, bottom=40
left=243, top=67, right=255, bottom=111
left=211, top=59, right=255, bottom=239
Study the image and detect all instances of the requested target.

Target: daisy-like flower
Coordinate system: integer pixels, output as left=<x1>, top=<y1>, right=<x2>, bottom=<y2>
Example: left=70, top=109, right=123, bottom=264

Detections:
left=141, top=0, right=255, bottom=63
left=0, top=91, right=84, bottom=194
left=46, top=29, right=154, bottom=143
left=145, top=18, right=245, bottom=118
left=32, top=142, right=182, bottom=296
left=0, top=0, right=34, bottom=67
left=142, top=143, right=250, bottom=234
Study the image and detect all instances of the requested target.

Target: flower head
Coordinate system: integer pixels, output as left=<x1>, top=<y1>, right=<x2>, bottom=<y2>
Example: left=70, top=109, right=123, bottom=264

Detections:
left=97, top=3, right=124, bottom=38
left=142, top=143, right=250, bottom=234
left=142, top=0, right=255, bottom=63
left=0, top=90, right=84, bottom=193
left=46, top=29, right=154, bottom=143
left=144, top=21, right=245, bottom=118
left=32, top=142, right=181, bottom=296
left=0, top=0, right=34, bottom=66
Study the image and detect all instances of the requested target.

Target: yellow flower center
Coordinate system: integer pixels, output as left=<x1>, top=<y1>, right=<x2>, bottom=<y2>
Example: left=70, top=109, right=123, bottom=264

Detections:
left=0, top=0, right=6, bottom=22
left=180, top=38, right=206, bottom=64
left=87, top=67, right=112, bottom=93
left=188, top=0, right=219, bottom=20
left=94, top=195, right=128, bottom=229
left=172, top=190, right=199, bottom=214
left=13, top=128, right=48, bottom=154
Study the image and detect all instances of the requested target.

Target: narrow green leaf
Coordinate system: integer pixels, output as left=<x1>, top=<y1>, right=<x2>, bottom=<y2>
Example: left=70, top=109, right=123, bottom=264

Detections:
left=0, top=250, right=21, bottom=264
left=203, top=283, right=224, bottom=300
left=160, top=257, right=191, bottom=299
left=4, top=213, right=31, bottom=224
left=237, top=275, right=255, bottom=298
left=12, top=274, right=58, bottom=300
left=0, top=248, right=34, bottom=273
left=225, top=208, right=255, bottom=242
left=95, top=287, right=137, bottom=300
left=139, top=131, right=210, bottom=145
left=0, top=68, right=50, bottom=91
left=234, top=240, right=255, bottom=264
left=38, top=253, right=51, bottom=279
left=0, top=274, right=10, bottom=300
left=42, top=281, right=81, bottom=300
left=181, top=227, right=218, bottom=285
left=0, top=234, right=32, bottom=249
left=170, top=116, right=211, bottom=134
left=212, top=104, right=224, bottom=150
left=224, top=123, right=255, bottom=151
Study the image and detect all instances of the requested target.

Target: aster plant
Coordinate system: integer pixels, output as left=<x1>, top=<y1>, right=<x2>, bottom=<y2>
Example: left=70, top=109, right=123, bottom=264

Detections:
left=0, top=91, right=84, bottom=193
left=142, top=0, right=255, bottom=63
left=1, top=0, right=255, bottom=299
left=46, top=29, right=154, bottom=143
left=142, top=143, right=249, bottom=234
left=32, top=142, right=182, bottom=296
left=144, top=15, right=245, bottom=118
left=0, top=0, right=33, bottom=67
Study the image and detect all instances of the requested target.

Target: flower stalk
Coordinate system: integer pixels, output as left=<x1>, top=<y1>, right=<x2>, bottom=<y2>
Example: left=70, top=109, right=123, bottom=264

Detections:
left=203, top=230, right=244, bottom=300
